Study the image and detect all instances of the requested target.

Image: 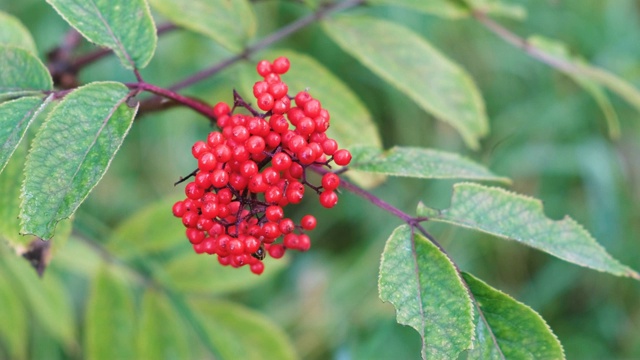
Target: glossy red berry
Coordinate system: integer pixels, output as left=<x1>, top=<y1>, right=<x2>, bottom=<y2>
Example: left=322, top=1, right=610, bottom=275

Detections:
left=256, top=60, right=272, bottom=77
left=321, top=173, right=340, bottom=191
left=319, top=190, right=338, bottom=208
left=300, top=214, right=317, bottom=230
left=333, top=149, right=352, bottom=166
left=271, top=56, right=290, bottom=74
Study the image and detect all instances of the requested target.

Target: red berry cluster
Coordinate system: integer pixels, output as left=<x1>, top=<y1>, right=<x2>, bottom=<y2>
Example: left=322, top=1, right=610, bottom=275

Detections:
left=172, top=57, right=352, bottom=275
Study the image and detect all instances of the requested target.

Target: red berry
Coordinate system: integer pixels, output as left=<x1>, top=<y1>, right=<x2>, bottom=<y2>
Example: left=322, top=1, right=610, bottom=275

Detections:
left=272, top=56, right=290, bottom=74
left=185, top=182, right=205, bottom=199
left=186, top=228, right=206, bottom=244
left=272, top=152, right=292, bottom=171
left=172, top=201, right=186, bottom=217
left=245, top=135, right=266, bottom=154
left=285, top=181, right=305, bottom=204
left=333, top=149, right=352, bottom=166
left=272, top=97, right=291, bottom=114
left=250, top=261, right=265, bottom=275
left=262, top=221, right=281, bottom=240
left=296, top=117, right=315, bottom=136
left=257, top=93, right=274, bottom=111
left=195, top=171, right=212, bottom=189
left=297, top=234, right=311, bottom=251
left=303, top=99, right=321, bottom=118
left=294, top=91, right=312, bottom=107
left=213, top=144, right=232, bottom=163
left=240, top=160, right=258, bottom=178
left=213, top=102, right=230, bottom=118
left=265, top=185, right=283, bottom=204
left=182, top=211, right=199, bottom=228
left=322, top=139, right=338, bottom=155
left=201, top=201, right=219, bottom=219
left=198, top=152, right=217, bottom=172
left=300, top=215, right=317, bottom=230
left=319, top=190, right=338, bottom=208
left=210, top=169, right=229, bottom=188
left=283, top=233, right=300, bottom=249
left=321, top=172, right=340, bottom=191
left=265, top=205, right=284, bottom=222
left=256, top=60, right=272, bottom=77
left=253, top=81, right=269, bottom=97
left=270, top=114, right=289, bottom=133
left=268, top=82, right=288, bottom=99
left=268, top=244, right=285, bottom=258
left=192, top=141, right=209, bottom=159
left=231, top=125, right=250, bottom=143
left=297, top=146, right=316, bottom=165
left=278, top=218, right=295, bottom=234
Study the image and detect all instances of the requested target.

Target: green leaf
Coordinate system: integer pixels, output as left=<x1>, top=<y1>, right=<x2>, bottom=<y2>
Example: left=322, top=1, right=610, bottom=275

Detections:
left=462, top=272, right=565, bottom=359
left=0, top=11, right=37, bottom=53
left=106, top=197, right=185, bottom=257
left=350, top=145, right=510, bottom=182
left=323, top=15, right=488, bottom=149
left=369, top=0, right=470, bottom=19
left=85, top=265, right=136, bottom=360
left=190, top=299, right=297, bottom=360
left=136, top=289, right=192, bottom=359
left=163, top=251, right=287, bottom=295
left=0, top=268, right=28, bottom=360
left=464, top=0, right=526, bottom=20
left=0, top=95, right=51, bottom=175
left=149, top=0, right=256, bottom=53
left=378, top=225, right=474, bottom=359
left=46, top=0, right=157, bottom=69
left=0, top=46, right=53, bottom=98
left=20, top=81, right=138, bottom=240
left=1, top=244, right=76, bottom=348
left=417, top=183, right=640, bottom=279
left=528, top=36, right=621, bottom=138
left=0, top=142, right=28, bottom=246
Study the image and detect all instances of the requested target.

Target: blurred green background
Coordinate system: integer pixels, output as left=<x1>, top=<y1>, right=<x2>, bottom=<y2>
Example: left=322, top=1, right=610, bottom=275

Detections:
left=1, top=0, right=639, bottom=359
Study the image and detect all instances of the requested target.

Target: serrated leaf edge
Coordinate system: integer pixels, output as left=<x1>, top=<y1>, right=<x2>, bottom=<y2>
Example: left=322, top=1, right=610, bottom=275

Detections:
left=462, top=272, right=566, bottom=360
left=420, top=182, right=640, bottom=279
left=378, top=225, right=475, bottom=359
left=19, top=81, right=139, bottom=239
left=45, top=0, right=157, bottom=69
left=0, top=95, right=52, bottom=175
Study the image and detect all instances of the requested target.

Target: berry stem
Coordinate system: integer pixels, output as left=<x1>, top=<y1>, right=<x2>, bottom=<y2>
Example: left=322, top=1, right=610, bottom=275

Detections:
left=126, top=81, right=214, bottom=120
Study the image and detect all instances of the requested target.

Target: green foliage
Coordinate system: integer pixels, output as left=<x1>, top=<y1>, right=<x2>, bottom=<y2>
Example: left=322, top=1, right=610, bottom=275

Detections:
left=46, top=0, right=157, bottom=69
left=0, top=0, right=639, bottom=359
left=0, top=95, right=50, bottom=174
left=379, top=225, right=473, bottom=359
left=0, top=46, right=52, bottom=98
left=350, top=145, right=509, bottom=182
left=417, top=183, right=640, bottom=279
left=20, top=82, right=138, bottom=239
left=324, top=15, right=488, bottom=149
left=462, top=272, right=564, bottom=359
left=149, top=0, right=255, bottom=53
left=0, top=10, right=37, bottom=53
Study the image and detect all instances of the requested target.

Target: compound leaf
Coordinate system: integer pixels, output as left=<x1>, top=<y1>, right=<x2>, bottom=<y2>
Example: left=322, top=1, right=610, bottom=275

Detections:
left=0, top=11, right=37, bottom=53
left=85, top=265, right=136, bottom=360
left=324, top=15, right=488, bottom=149
left=378, top=225, right=473, bottom=359
left=462, top=272, right=564, bottom=359
left=417, top=183, right=640, bottom=279
left=0, top=46, right=52, bottom=99
left=149, top=0, right=255, bottom=53
left=21, top=82, right=138, bottom=240
left=46, top=0, right=157, bottom=69
left=190, top=299, right=297, bottom=360
left=350, top=146, right=509, bottom=182
left=0, top=95, right=51, bottom=175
